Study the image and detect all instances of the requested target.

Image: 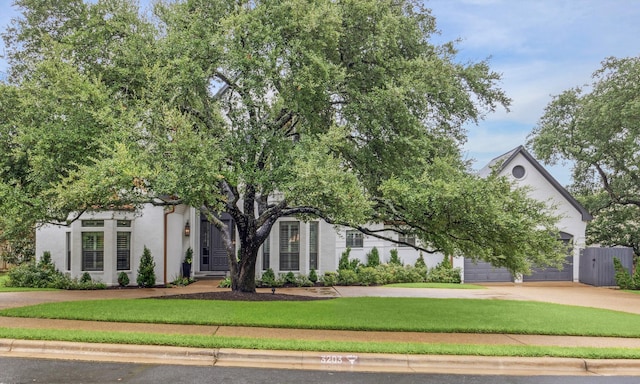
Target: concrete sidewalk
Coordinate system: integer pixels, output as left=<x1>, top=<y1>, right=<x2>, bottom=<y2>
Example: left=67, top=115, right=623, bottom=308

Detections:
left=2, top=281, right=640, bottom=375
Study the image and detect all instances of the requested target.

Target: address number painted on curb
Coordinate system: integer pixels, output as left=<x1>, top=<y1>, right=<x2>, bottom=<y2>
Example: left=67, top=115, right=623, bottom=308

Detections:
left=320, top=355, right=358, bottom=365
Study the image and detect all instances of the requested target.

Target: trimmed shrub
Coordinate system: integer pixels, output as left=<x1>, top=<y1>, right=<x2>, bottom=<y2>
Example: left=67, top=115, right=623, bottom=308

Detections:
left=366, top=247, right=380, bottom=267
left=358, top=266, right=381, bottom=286
left=337, top=269, right=359, bottom=285
left=322, top=272, right=337, bottom=286
left=388, top=249, right=403, bottom=266
left=118, top=272, right=130, bottom=287
left=296, top=275, right=314, bottom=287
left=309, top=269, right=318, bottom=284
left=137, top=246, right=156, bottom=287
left=338, top=248, right=352, bottom=270
left=415, top=253, right=426, bottom=269
left=80, top=272, right=92, bottom=284
left=614, top=257, right=633, bottom=290
left=427, top=257, right=461, bottom=283
left=6, top=251, right=106, bottom=290
left=283, top=271, right=296, bottom=285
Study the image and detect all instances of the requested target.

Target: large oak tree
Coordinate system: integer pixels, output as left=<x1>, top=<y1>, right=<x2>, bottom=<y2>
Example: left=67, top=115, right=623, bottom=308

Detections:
left=529, top=56, right=640, bottom=256
left=1, top=0, right=566, bottom=292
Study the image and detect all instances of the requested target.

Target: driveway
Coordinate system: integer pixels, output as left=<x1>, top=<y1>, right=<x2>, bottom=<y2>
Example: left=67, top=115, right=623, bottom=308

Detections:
left=335, top=282, right=640, bottom=315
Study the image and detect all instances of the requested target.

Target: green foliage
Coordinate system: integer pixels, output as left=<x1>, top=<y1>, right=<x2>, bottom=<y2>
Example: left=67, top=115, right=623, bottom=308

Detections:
left=337, top=269, right=359, bottom=286
left=170, top=277, right=194, bottom=287
left=338, top=248, right=352, bottom=270
left=321, top=272, right=338, bottom=287
left=427, top=257, right=462, bottom=284
left=366, top=247, right=380, bottom=267
left=184, top=247, right=193, bottom=264
left=388, top=249, right=403, bottom=266
left=613, top=257, right=634, bottom=290
left=80, top=272, right=92, bottom=284
left=2, top=0, right=560, bottom=293
left=308, top=269, right=318, bottom=284
left=283, top=271, right=297, bottom=285
left=530, top=57, right=640, bottom=258
left=295, top=275, right=314, bottom=287
left=415, top=253, right=427, bottom=269
left=118, top=272, right=130, bottom=287
left=357, top=266, right=381, bottom=286
left=218, top=276, right=232, bottom=288
left=6, top=251, right=106, bottom=290
left=136, top=246, right=156, bottom=288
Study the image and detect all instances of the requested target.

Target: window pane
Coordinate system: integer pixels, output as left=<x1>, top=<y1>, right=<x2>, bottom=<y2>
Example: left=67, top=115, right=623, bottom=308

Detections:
left=82, top=220, right=104, bottom=227
left=117, top=232, right=131, bottom=270
left=398, top=234, right=416, bottom=247
left=66, top=232, right=71, bottom=271
left=279, top=222, right=299, bottom=271
left=82, top=232, right=104, bottom=271
left=117, top=220, right=131, bottom=227
left=309, top=222, right=318, bottom=270
left=262, top=234, right=270, bottom=270
left=346, top=230, right=363, bottom=248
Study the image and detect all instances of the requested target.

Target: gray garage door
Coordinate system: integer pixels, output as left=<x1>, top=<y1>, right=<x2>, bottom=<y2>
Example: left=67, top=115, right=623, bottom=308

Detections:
left=463, top=259, right=513, bottom=283
left=523, top=255, right=573, bottom=282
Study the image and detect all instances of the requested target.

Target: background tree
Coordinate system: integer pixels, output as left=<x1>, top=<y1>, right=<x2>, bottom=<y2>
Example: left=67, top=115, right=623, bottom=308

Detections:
left=1, top=0, right=566, bottom=293
left=529, top=56, right=640, bottom=256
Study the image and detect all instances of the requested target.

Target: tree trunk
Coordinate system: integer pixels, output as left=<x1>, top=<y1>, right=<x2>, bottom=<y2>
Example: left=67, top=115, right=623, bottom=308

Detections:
left=230, top=238, right=260, bottom=293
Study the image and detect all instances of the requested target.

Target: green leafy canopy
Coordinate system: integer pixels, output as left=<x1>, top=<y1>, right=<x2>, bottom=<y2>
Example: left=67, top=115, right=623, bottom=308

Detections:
left=0, top=0, right=564, bottom=290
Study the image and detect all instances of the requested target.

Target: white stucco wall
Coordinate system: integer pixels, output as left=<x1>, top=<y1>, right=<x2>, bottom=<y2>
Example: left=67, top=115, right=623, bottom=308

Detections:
left=334, top=224, right=447, bottom=269
left=35, top=204, right=192, bottom=287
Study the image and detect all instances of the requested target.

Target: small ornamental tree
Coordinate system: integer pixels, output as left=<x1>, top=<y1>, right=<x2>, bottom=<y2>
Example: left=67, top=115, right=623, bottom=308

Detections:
left=366, top=247, right=381, bottom=267
left=389, top=249, right=403, bottom=266
left=137, top=246, right=156, bottom=288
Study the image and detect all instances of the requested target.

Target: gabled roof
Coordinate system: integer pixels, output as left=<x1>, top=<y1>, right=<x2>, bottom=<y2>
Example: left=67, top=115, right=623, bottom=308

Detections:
left=480, top=145, right=593, bottom=222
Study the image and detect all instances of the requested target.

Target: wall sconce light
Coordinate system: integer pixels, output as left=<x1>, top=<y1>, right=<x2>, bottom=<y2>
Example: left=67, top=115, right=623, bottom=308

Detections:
left=184, top=221, right=191, bottom=237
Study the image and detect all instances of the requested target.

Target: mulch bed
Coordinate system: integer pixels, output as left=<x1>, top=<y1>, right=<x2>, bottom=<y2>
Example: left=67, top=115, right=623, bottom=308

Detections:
left=156, top=291, right=335, bottom=302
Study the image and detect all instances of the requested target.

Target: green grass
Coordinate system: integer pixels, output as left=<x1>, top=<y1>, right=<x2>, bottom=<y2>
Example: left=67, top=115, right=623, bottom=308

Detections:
left=4, top=297, right=640, bottom=337
left=0, top=273, right=58, bottom=292
left=384, top=282, right=484, bottom=289
left=0, top=272, right=59, bottom=292
left=2, top=327, right=640, bottom=359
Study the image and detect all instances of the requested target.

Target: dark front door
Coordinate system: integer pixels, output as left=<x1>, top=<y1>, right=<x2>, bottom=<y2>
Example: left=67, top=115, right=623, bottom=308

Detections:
left=200, top=213, right=234, bottom=272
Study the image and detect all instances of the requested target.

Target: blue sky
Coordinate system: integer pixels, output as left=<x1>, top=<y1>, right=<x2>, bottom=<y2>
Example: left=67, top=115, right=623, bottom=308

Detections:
left=1, top=0, right=639, bottom=185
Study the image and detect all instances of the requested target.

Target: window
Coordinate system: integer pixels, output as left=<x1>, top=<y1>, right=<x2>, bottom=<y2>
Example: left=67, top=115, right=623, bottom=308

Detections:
left=82, top=232, right=104, bottom=271
left=82, top=220, right=104, bottom=227
left=346, top=230, right=363, bottom=248
left=262, top=235, right=270, bottom=270
left=117, top=220, right=131, bottom=227
left=512, top=165, right=526, bottom=179
left=398, top=234, right=416, bottom=247
left=65, top=232, right=71, bottom=271
left=279, top=222, right=299, bottom=270
left=116, top=232, right=131, bottom=270
left=309, top=222, right=318, bottom=270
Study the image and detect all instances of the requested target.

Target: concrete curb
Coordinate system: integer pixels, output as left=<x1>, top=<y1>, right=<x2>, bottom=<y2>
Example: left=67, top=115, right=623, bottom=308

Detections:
left=3, top=339, right=640, bottom=375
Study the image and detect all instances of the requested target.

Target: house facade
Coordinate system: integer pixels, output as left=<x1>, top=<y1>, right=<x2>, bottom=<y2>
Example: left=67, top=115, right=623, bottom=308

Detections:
left=35, top=146, right=590, bottom=286
left=465, top=146, right=592, bottom=283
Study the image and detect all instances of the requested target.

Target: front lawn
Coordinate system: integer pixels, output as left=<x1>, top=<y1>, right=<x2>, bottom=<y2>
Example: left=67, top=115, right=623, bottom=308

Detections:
left=4, top=297, right=640, bottom=337
left=2, top=326, right=640, bottom=359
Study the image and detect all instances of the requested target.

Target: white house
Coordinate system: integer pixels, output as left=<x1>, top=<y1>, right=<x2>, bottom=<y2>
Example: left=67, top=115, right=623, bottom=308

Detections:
left=465, top=146, right=592, bottom=283
left=35, top=146, right=591, bottom=286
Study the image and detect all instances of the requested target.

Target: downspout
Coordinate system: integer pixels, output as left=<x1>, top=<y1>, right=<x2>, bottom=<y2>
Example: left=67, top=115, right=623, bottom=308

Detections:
left=164, top=206, right=176, bottom=286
